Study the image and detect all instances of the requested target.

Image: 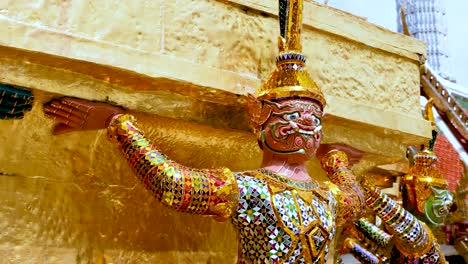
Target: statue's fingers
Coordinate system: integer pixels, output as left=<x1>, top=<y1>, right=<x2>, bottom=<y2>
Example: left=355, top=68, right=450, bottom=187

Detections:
left=61, top=97, right=92, bottom=113
left=44, top=105, right=83, bottom=123
left=348, top=158, right=361, bottom=167
left=63, top=113, right=84, bottom=125
left=0, top=96, right=31, bottom=107
left=0, top=104, right=32, bottom=114
left=50, top=100, right=87, bottom=117
left=0, top=112, right=24, bottom=119
left=0, top=84, right=34, bottom=102
left=52, top=123, right=79, bottom=135
left=60, top=99, right=86, bottom=111
left=333, top=144, right=364, bottom=163
left=45, top=112, right=82, bottom=128
left=44, top=104, right=60, bottom=115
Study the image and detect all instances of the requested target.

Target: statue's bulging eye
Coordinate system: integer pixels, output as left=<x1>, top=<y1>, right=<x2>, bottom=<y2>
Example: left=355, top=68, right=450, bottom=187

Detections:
left=285, top=113, right=300, bottom=121
left=312, top=116, right=321, bottom=126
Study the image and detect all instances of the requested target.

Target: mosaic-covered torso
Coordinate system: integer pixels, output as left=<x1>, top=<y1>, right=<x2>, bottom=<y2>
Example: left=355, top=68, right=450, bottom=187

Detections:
left=232, top=170, right=337, bottom=264
left=105, top=115, right=364, bottom=264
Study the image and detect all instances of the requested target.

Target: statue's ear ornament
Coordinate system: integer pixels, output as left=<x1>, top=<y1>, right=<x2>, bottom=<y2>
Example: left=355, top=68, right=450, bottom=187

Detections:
left=429, top=186, right=454, bottom=201
left=405, top=97, right=451, bottom=209
left=245, top=94, right=273, bottom=130
left=429, top=186, right=442, bottom=195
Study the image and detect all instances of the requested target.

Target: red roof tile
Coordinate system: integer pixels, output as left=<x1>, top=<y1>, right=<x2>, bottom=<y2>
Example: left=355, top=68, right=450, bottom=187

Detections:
left=434, top=134, right=463, bottom=192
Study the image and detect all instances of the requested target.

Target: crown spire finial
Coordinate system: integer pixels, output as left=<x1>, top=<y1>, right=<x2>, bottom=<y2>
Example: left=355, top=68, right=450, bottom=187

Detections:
left=255, top=0, right=326, bottom=108
left=279, top=0, right=303, bottom=52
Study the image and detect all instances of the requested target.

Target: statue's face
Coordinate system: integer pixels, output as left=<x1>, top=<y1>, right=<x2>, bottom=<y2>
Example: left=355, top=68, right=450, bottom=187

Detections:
left=424, top=187, right=454, bottom=225
left=260, top=98, right=323, bottom=159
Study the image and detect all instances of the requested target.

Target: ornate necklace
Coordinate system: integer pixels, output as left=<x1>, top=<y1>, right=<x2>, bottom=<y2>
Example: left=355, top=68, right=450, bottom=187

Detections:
left=257, top=168, right=318, bottom=190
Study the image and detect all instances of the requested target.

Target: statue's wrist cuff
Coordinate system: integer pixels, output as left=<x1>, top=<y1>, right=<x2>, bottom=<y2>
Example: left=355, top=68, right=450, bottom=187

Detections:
left=107, top=114, right=138, bottom=140
left=320, top=150, right=349, bottom=171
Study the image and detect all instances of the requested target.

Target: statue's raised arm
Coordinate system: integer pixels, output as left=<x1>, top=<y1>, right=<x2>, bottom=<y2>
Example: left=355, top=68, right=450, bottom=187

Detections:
left=339, top=100, right=453, bottom=264
left=106, top=113, right=239, bottom=220
left=44, top=97, right=239, bottom=221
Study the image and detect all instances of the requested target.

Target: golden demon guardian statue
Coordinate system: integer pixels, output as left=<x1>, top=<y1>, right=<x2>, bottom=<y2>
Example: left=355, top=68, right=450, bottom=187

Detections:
left=343, top=149, right=453, bottom=264
left=345, top=177, right=448, bottom=264
left=342, top=101, right=454, bottom=264
left=402, top=100, right=454, bottom=228
left=43, top=1, right=446, bottom=263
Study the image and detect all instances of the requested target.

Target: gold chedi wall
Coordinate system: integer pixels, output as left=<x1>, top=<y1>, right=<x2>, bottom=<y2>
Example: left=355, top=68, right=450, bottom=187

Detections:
left=0, top=0, right=430, bottom=263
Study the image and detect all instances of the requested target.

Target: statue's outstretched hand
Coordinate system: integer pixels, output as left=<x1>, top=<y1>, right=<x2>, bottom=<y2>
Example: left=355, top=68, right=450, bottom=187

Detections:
left=44, top=97, right=124, bottom=135
left=316, top=143, right=364, bottom=167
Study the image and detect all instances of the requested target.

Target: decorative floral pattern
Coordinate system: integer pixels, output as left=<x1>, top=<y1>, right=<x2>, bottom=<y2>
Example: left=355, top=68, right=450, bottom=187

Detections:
left=233, top=172, right=337, bottom=263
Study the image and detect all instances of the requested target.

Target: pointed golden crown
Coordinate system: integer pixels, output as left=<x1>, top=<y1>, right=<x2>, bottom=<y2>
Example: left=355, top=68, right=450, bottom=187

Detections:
left=405, top=149, right=448, bottom=188
left=255, top=0, right=326, bottom=108
left=404, top=99, right=448, bottom=188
